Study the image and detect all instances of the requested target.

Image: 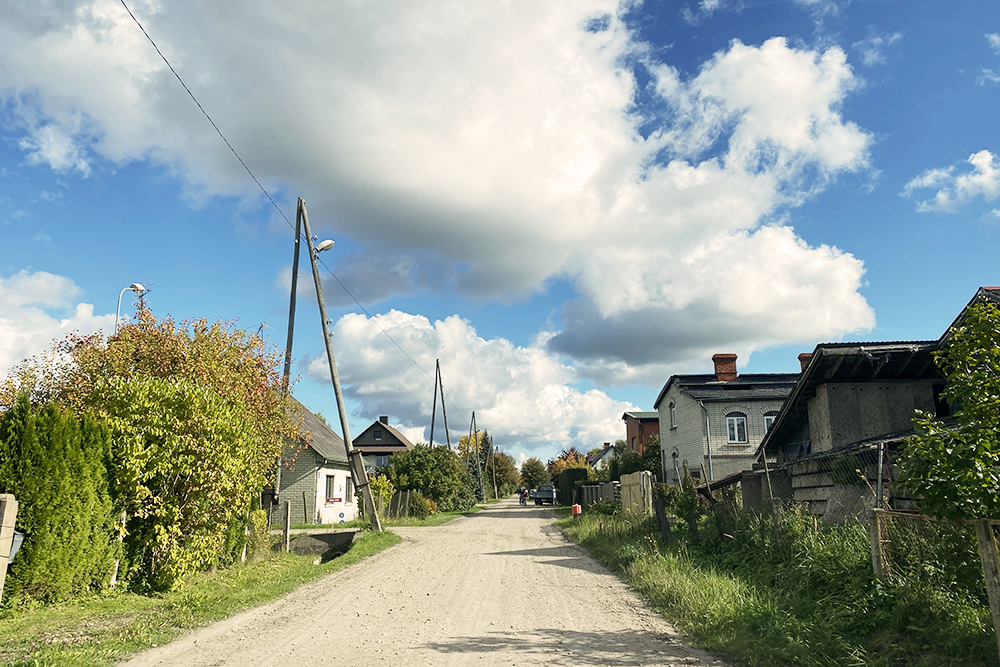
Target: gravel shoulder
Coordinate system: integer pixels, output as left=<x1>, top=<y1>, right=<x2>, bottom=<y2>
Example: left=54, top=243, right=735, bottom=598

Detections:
left=119, top=498, right=728, bottom=667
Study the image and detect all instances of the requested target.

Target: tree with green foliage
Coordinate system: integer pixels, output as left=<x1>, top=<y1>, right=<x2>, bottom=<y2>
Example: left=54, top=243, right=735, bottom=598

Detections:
left=384, top=444, right=476, bottom=512
left=547, top=447, right=592, bottom=479
left=1, top=309, right=294, bottom=591
left=902, top=300, right=1000, bottom=520
left=519, top=456, right=549, bottom=488
left=0, top=395, right=119, bottom=604
left=485, top=450, right=520, bottom=497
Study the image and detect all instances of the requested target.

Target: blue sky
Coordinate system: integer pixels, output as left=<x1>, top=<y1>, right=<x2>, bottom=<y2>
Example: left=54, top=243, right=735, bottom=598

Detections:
left=2, top=0, right=999, bottom=464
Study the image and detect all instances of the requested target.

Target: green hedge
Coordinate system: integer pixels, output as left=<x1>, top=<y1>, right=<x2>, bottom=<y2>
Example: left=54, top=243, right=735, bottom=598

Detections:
left=0, top=395, right=120, bottom=605
left=557, top=468, right=589, bottom=506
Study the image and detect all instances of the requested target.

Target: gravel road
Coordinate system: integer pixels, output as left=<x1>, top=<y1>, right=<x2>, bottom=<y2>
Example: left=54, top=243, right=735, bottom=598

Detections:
left=120, top=498, right=728, bottom=667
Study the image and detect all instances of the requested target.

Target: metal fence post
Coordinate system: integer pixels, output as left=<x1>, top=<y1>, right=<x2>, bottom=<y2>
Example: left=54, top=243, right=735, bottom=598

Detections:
left=283, top=500, right=291, bottom=553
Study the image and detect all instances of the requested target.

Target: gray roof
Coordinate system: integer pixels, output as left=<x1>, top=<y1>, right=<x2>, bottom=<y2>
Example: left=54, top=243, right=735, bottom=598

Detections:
left=682, top=387, right=795, bottom=402
left=654, top=373, right=799, bottom=409
left=290, top=399, right=348, bottom=463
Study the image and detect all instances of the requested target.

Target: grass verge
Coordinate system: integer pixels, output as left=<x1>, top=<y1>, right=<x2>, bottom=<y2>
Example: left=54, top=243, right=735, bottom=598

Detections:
left=0, top=530, right=401, bottom=667
left=559, top=512, right=996, bottom=667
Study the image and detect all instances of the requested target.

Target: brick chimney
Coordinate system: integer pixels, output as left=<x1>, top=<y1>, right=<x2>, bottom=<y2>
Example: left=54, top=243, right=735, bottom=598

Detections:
left=379, top=415, right=389, bottom=425
left=603, top=442, right=610, bottom=449
left=797, top=353, right=812, bottom=372
left=712, top=353, right=738, bottom=382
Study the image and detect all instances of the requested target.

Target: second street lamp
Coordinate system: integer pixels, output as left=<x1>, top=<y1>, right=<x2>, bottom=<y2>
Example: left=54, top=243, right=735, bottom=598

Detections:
left=115, top=283, right=145, bottom=333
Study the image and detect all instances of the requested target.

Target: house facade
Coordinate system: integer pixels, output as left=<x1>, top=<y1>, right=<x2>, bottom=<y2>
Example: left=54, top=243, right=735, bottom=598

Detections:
left=654, top=353, right=799, bottom=484
left=622, top=411, right=660, bottom=455
left=353, top=416, right=415, bottom=472
left=276, top=400, right=358, bottom=525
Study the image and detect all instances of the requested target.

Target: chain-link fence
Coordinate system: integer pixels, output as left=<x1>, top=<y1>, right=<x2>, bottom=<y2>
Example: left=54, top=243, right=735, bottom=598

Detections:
left=873, top=509, right=987, bottom=601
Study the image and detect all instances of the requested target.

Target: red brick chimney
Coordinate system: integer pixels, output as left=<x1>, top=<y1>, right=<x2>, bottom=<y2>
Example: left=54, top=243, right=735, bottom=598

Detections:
left=797, top=353, right=812, bottom=372
left=712, top=353, right=738, bottom=382
left=603, top=442, right=610, bottom=449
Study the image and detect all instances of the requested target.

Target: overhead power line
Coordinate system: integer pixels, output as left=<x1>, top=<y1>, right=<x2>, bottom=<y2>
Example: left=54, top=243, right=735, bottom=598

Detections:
left=118, top=0, right=473, bottom=430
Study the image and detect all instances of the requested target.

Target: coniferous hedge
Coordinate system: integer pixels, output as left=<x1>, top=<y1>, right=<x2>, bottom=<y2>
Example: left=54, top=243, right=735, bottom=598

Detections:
left=0, top=395, right=120, bottom=604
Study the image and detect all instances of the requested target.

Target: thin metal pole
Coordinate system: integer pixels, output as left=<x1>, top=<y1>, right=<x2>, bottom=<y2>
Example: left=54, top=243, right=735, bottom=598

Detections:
left=876, top=442, right=885, bottom=510
left=299, top=198, right=381, bottom=532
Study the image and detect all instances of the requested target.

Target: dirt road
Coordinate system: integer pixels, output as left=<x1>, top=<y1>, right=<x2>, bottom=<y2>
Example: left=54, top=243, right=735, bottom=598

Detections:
left=121, top=498, right=727, bottom=666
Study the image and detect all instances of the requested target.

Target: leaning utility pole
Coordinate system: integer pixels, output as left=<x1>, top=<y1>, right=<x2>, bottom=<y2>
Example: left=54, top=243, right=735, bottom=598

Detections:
left=299, top=198, right=381, bottom=532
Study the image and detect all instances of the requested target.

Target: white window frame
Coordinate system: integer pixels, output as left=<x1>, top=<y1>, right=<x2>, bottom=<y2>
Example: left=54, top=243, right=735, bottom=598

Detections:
left=763, top=413, right=777, bottom=433
left=726, top=413, right=747, bottom=443
left=669, top=402, right=677, bottom=429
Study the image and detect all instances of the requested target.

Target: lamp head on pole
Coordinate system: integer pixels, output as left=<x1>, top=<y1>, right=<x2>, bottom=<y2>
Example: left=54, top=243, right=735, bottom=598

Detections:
left=315, top=239, right=335, bottom=254
left=128, top=283, right=145, bottom=293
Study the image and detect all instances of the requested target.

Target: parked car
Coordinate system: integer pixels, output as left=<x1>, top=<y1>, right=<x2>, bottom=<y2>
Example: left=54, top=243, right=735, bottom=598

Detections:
left=534, top=484, right=557, bottom=505
left=528, top=489, right=536, bottom=499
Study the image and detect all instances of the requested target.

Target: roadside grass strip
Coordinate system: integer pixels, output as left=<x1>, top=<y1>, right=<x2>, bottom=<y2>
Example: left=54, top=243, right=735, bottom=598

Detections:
left=0, top=530, right=401, bottom=667
left=560, top=513, right=996, bottom=667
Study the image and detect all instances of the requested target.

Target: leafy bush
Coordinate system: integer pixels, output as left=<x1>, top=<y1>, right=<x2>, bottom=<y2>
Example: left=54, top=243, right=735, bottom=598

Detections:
left=385, top=444, right=476, bottom=512
left=409, top=492, right=435, bottom=519
left=246, top=510, right=270, bottom=561
left=0, top=395, right=120, bottom=605
left=584, top=499, right=620, bottom=516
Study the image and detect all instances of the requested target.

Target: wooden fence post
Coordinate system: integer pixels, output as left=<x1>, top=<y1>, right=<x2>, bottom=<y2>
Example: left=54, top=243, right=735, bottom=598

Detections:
left=975, top=519, right=1000, bottom=662
left=0, top=494, right=19, bottom=604
left=283, top=500, right=291, bottom=553
left=869, top=508, right=884, bottom=579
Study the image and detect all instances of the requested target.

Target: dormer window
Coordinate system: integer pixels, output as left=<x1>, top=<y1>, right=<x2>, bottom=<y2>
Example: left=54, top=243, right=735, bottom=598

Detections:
left=726, top=413, right=747, bottom=443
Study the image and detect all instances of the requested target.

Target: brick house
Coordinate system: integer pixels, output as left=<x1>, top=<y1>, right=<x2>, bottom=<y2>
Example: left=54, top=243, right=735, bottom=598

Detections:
left=654, top=353, right=799, bottom=483
left=622, top=411, right=660, bottom=456
left=275, top=400, right=357, bottom=525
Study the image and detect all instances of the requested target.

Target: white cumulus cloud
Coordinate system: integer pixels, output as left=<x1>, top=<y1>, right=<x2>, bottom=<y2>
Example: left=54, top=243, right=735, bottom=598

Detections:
left=0, top=3, right=876, bottom=378
left=306, top=310, right=634, bottom=459
left=903, top=150, right=1000, bottom=213
left=0, top=270, right=115, bottom=375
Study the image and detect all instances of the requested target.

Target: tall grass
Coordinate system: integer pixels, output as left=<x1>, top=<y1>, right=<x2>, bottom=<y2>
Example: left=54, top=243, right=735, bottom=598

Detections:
left=562, top=510, right=995, bottom=667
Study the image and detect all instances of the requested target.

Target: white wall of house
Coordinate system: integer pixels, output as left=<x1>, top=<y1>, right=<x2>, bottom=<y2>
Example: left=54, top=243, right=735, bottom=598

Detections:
left=660, top=388, right=785, bottom=482
left=315, top=466, right=358, bottom=524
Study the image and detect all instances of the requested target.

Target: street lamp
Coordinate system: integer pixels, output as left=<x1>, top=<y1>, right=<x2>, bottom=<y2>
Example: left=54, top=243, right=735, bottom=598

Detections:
left=115, top=283, right=145, bottom=333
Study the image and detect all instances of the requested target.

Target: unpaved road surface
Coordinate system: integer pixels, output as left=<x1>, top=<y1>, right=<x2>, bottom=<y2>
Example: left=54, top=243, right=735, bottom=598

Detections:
left=121, top=498, right=728, bottom=666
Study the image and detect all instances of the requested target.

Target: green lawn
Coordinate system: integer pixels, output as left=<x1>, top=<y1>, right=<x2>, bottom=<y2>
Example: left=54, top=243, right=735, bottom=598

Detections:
left=0, top=530, right=400, bottom=667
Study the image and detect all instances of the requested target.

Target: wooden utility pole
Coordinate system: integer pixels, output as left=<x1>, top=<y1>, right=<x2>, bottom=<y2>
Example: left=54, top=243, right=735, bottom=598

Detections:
left=299, top=198, right=381, bottom=532
left=438, top=360, right=452, bottom=448
left=428, top=360, right=453, bottom=448
left=975, top=519, right=1000, bottom=660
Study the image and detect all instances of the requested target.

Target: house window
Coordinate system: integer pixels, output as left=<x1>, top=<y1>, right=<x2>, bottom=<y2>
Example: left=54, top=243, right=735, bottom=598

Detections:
left=669, top=402, right=677, bottom=428
left=345, top=476, right=354, bottom=501
left=726, top=413, right=747, bottom=443
left=763, top=412, right=778, bottom=433
left=373, top=428, right=383, bottom=441
left=631, top=436, right=637, bottom=451
left=325, top=475, right=337, bottom=503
